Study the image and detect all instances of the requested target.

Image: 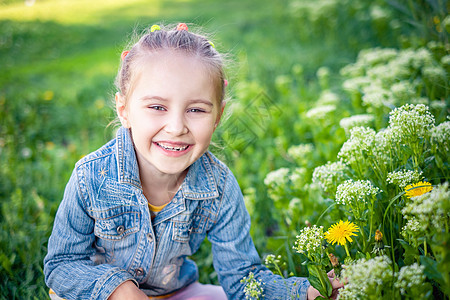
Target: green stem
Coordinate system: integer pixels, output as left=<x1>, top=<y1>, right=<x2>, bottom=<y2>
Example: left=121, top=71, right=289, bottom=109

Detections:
left=344, top=243, right=351, bottom=258
left=424, top=240, right=427, bottom=257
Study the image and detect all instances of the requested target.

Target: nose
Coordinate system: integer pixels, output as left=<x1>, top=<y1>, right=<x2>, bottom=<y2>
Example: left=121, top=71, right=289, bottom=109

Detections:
left=164, top=111, right=188, bottom=135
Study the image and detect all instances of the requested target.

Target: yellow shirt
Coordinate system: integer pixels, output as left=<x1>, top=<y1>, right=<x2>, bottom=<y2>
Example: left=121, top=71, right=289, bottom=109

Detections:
left=148, top=202, right=169, bottom=220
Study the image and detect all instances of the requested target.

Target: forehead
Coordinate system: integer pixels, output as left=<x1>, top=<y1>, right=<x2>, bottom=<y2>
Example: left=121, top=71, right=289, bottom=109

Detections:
left=130, top=50, right=222, bottom=104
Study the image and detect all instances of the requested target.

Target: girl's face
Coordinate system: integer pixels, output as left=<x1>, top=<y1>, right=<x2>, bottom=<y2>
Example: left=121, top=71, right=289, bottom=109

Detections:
left=116, top=51, right=223, bottom=178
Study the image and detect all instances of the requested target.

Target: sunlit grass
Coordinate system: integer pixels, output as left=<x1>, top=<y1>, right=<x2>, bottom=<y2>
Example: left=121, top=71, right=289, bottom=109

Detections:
left=0, top=0, right=163, bottom=24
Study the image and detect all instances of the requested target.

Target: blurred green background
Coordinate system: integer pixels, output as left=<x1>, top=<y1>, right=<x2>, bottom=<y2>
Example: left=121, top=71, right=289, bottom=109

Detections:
left=0, top=0, right=448, bottom=298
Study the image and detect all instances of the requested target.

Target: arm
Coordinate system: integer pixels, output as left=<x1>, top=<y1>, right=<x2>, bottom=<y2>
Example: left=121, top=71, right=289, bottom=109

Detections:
left=207, top=170, right=310, bottom=299
left=43, top=169, right=136, bottom=300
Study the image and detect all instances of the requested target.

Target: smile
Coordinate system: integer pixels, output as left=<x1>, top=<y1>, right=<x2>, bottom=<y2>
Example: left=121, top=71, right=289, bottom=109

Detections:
left=156, top=142, right=190, bottom=152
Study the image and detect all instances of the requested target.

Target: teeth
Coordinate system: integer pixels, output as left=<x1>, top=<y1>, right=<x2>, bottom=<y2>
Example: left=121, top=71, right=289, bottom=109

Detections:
left=157, top=143, right=188, bottom=151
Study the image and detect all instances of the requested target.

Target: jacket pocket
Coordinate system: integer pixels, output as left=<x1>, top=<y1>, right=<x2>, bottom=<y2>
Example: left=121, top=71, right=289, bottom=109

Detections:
left=92, top=206, right=140, bottom=241
left=172, top=219, right=192, bottom=243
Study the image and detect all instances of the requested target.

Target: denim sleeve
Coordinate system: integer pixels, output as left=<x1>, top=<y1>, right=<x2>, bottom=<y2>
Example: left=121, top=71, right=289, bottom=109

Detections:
left=43, top=169, right=136, bottom=300
left=208, top=170, right=310, bottom=299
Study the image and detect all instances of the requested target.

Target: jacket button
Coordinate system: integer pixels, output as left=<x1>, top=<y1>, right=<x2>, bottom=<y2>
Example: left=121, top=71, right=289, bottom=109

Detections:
left=135, top=268, right=144, bottom=276
left=147, top=233, right=154, bottom=242
left=116, top=225, right=125, bottom=235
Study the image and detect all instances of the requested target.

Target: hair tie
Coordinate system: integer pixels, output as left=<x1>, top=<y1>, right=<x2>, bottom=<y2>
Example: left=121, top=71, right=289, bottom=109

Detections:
left=121, top=50, right=130, bottom=61
left=176, top=23, right=188, bottom=31
left=208, top=41, right=215, bottom=48
left=151, top=25, right=161, bottom=32
left=224, top=79, right=228, bottom=87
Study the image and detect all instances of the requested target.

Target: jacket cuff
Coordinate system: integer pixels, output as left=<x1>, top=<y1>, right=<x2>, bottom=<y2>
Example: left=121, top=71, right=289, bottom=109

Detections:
left=91, top=268, right=137, bottom=300
left=295, top=277, right=310, bottom=300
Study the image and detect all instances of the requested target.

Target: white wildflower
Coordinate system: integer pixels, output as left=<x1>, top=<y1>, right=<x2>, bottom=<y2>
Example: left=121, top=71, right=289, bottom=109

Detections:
left=395, top=263, right=428, bottom=296
left=335, top=179, right=381, bottom=205
left=338, top=126, right=376, bottom=164
left=241, top=272, right=264, bottom=300
left=361, top=83, right=392, bottom=108
left=358, top=48, right=398, bottom=67
left=293, top=225, right=324, bottom=255
left=422, top=65, right=447, bottom=82
left=264, top=168, right=290, bottom=188
left=387, top=170, right=423, bottom=188
left=289, top=167, right=307, bottom=187
left=312, top=161, right=348, bottom=193
left=339, top=114, right=375, bottom=135
left=287, top=144, right=314, bottom=166
left=388, top=104, right=435, bottom=144
left=305, top=105, right=336, bottom=120
left=338, top=256, right=394, bottom=300
left=342, top=76, right=371, bottom=93
left=402, top=182, right=449, bottom=232
left=390, top=81, right=418, bottom=103
left=318, top=90, right=340, bottom=105
left=430, top=121, right=450, bottom=152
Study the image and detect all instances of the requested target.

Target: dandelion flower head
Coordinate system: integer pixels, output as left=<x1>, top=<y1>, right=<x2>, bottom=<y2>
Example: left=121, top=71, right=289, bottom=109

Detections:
left=404, top=181, right=433, bottom=199
left=325, top=220, right=359, bottom=246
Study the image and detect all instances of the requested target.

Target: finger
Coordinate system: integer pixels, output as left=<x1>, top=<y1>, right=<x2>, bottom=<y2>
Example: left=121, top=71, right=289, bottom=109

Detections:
left=329, top=276, right=345, bottom=289
left=327, top=269, right=335, bottom=277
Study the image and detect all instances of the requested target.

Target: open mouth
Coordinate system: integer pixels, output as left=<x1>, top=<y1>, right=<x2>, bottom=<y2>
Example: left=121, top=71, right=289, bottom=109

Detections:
left=156, top=142, right=190, bottom=152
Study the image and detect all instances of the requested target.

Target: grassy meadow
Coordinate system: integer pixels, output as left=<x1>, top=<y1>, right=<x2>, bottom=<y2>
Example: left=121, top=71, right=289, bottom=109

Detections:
left=0, top=0, right=448, bottom=298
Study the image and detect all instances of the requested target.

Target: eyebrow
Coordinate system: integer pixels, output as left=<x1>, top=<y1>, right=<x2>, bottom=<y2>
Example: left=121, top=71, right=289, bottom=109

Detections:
left=141, top=96, right=213, bottom=107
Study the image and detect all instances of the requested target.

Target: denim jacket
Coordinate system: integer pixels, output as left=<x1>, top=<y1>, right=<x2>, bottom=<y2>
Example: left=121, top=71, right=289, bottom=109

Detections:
left=44, top=127, right=310, bottom=300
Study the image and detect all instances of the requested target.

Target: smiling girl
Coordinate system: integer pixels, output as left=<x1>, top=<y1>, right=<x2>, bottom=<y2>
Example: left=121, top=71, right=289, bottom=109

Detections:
left=44, top=23, right=342, bottom=300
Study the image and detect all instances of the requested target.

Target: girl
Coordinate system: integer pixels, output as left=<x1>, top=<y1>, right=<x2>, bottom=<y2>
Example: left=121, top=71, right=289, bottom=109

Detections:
left=44, top=23, right=342, bottom=300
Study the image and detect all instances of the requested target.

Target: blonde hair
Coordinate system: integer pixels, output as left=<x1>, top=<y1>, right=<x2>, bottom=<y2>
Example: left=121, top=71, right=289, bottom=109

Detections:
left=115, top=24, right=226, bottom=107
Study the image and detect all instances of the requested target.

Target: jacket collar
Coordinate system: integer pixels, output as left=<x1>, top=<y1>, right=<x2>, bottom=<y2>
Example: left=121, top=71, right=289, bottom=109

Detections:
left=115, top=126, right=219, bottom=200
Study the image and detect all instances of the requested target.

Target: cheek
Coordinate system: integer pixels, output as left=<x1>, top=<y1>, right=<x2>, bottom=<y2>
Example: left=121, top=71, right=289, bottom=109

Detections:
left=189, top=121, right=216, bottom=142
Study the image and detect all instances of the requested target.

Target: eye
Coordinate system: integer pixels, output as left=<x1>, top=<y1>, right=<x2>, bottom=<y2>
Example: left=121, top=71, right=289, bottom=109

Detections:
left=149, top=105, right=166, bottom=111
left=187, top=108, right=206, bottom=113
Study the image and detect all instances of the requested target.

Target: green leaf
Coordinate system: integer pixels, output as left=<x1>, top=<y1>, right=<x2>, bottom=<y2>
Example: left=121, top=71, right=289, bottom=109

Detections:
left=308, top=265, right=332, bottom=298
left=420, top=255, right=445, bottom=287
left=308, top=275, right=328, bottom=299
left=398, top=239, right=419, bottom=265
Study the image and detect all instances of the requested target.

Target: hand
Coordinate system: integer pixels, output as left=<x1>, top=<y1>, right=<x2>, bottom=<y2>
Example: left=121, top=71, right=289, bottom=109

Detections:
left=307, top=270, right=344, bottom=300
left=108, top=280, right=148, bottom=300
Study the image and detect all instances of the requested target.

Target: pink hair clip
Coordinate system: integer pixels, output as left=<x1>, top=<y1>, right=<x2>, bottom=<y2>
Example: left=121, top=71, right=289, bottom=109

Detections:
left=224, top=79, right=228, bottom=87
left=121, top=50, right=130, bottom=61
left=176, top=23, right=188, bottom=31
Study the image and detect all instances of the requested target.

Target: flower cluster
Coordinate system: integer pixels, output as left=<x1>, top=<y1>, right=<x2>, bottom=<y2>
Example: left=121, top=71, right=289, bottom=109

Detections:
left=293, top=225, right=324, bottom=256
left=338, top=126, right=376, bottom=164
left=312, top=161, right=348, bottom=193
left=287, top=144, right=314, bottom=166
left=386, top=169, right=423, bottom=188
left=317, top=90, right=340, bottom=105
left=241, top=272, right=264, bottom=300
left=388, top=104, right=435, bottom=145
left=394, top=263, right=429, bottom=296
left=305, top=105, right=336, bottom=120
left=430, top=121, right=450, bottom=152
left=264, top=168, right=290, bottom=188
left=335, top=179, right=381, bottom=205
left=339, top=114, right=375, bottom=135
left=338, top=256, right=394, bottom=299
left=402, top=182, right=449, bottom=232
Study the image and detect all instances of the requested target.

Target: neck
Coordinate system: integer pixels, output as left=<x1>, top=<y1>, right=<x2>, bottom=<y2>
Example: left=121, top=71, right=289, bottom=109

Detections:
left=137, top=158, right=188, bottom=206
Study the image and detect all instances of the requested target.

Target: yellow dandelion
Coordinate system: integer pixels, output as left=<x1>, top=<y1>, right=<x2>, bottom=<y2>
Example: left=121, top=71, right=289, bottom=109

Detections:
left=404, top=181, right=433, bottom=199
left=325, top=220, right=359, bottom=246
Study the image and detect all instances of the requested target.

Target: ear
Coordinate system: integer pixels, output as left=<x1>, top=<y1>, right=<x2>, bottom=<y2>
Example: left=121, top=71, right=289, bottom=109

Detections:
left=115, top=92, right=131, bottom=128
left=214, top=101, right=226, bottom=130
